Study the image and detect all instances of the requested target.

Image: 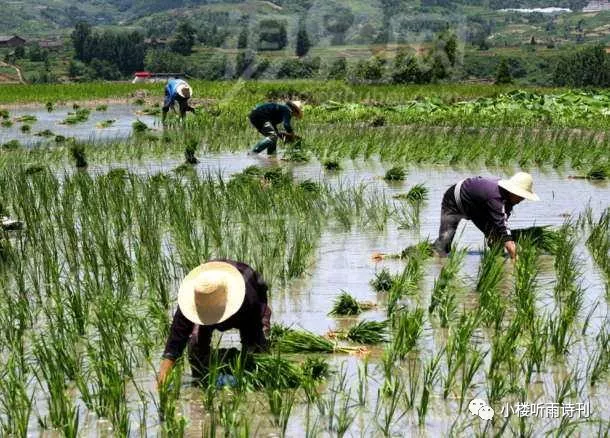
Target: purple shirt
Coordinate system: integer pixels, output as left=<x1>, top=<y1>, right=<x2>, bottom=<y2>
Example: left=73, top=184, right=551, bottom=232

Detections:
left=459, top=177, right=513, bottom=242
left=162, top=260, right=270, bottom=360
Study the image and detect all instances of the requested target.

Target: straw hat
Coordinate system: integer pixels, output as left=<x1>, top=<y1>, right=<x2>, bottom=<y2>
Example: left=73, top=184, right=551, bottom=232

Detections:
left=498, top=172, right=540, bottom=201
left=176, top=82, right=192, bottom=99
left=287, top=100, right=303, bottom=118
left=178, top=261, right=246, bottom=325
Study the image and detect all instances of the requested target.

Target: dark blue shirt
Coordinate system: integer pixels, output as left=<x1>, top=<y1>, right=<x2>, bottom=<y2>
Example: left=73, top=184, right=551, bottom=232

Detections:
left=459, top=177, right=514, bottom=242
left=163, top=260, right=269, bottom=360
left=249, top=103, right=294, bottom=133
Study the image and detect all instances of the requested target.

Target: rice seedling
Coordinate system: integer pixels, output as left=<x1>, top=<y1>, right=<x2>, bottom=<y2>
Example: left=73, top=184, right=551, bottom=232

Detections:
left=384, top=166, right=406, bottom=181
left=0, top=109, right=9, bottom=118
left=323, top=159, right=341, bottom=170
left=0, top=355, right=33, bottom=438
left=391, top=308, right=424, bottom=359
left=586, top=209, right=610, bottom=284
left=375, top=379, right=405, bottom=437
left=184, top=139, right=199, bottom=164
left=329, top=290, right=374, bottom=316
left=476, top=243, right=507, bottom=328
left=96, top=119, right=115, bottom=128
left=62, top=108, right=90, bottom=124
left=0, top=119, right=12, bottom=127
left=96, top=104, right=108, bottom=111
left=15, top=114, right=37, bottom=123
left=69, top=142, right=88, bottom=168
left=418, top=348, right=444, bottom=426
left=45, top=101, right=54, bottom=112
left=393, top=240, right=434, bottom=260
left=387, top=258, right=426, bottom=315
left=588, top=326, right=609, bottom=387
left=512, top=236, right=540, bottom=326
left=334, top=390, right=356, bottom=438
left=429, top=248, right=466, bottom=327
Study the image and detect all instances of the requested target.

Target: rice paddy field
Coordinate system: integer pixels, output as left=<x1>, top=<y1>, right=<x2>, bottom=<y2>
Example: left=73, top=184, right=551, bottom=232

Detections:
left=0, top=80, right=608, bottom=437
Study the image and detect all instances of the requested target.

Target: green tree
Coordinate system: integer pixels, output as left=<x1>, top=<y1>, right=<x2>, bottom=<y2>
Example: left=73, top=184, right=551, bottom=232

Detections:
left=553, top=45, right=610, bottom=87
left=296, top=21, right=311, bottom=57
left=71, top=21, right=91, bottom=61
left=237, top=28, right=248, bottom=49
left=171, top=21, right=197, bottom=56
left=495, top=58, right=513, bottom=84
left=327, top=57, right=347, bottom=79
left=145, top=49, right=186, bottom=73
left=258, top=20, right=287, bottom=50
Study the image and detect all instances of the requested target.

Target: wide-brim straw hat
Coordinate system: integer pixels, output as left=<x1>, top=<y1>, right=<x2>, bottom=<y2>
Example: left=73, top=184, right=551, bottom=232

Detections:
left=178, top=261, right=246, bottom=326
left=176, top=82, right=192, bottom=99
left=288, top=100, right=303, bottom=118
left=498, top=172, right=540, bottom=201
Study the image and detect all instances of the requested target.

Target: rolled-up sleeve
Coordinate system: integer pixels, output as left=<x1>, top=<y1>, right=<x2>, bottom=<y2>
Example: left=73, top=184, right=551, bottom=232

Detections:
left=162, top=308, right=194, bottom=360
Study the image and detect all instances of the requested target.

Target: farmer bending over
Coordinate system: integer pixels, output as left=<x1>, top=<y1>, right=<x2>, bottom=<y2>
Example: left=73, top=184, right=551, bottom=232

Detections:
left=432, top=172, right=539, bottom=260
left=162, top=78, right=195, bottom=123
left=159, top=260, right=271, bottom=383
left=249, top=100, right=303, bottom=155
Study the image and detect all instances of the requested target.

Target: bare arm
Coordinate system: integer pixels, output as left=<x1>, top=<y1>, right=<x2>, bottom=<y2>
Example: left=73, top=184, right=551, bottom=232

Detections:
left=158, top=358, right=175, bottom=385
left=504, top=240, right=517, bottom=260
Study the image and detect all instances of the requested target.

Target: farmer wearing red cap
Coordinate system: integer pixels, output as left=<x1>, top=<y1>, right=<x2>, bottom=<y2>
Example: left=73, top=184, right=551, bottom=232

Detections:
left=158, top=260, right=271, bottom=383
left=432, top=172, right=540, bottom=260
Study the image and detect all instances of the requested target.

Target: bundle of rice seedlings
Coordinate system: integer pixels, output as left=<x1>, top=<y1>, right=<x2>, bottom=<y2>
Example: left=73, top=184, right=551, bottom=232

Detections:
left=263, top=167, right=292, bottom=186
left=45, top=101, right=54, bottom=112
left=511, top=226, right=560, bottom=254
left=585, top=165, right=609, bottom=181
left=282, top=145, right=309, bottom=162
left=329, top=291, right=375, bottom=316
left=2, top=140, right=21, bottom=150
left=15, top=114, right=37, bottom=123
left=96, top=120, right=115, bottom=129
left=0, top=120, right=12, bottom=127
left=275, top=329, right=336, bottom=353
left=370, top=268, right=393, bottom=292
left=132, top=119, right=149, bottom=133
left=96, top=104, right=108, bottom=111
left=35, top=129, right=55, bottom=137
left=344, top=320, right=388, bottom=344
left=0, top=109, right=9, bottom=119
left=298, top=179, right=322, bottom=194
left=323, top=160, right=341, bottom=171
left=54, top=135, right=66, bottom=143
left=329, top=291, right=361, bottom=316
left=20, top=124, right=31, bottom=133
left=395, top=240, right=434, bottom=260
left=300, top=356, right=329, bottom=380
left=250, top=354, right=303, bottom=389
left=404, top=184, right=429, bottom=202
left=384, top=166, right=406, bottom=181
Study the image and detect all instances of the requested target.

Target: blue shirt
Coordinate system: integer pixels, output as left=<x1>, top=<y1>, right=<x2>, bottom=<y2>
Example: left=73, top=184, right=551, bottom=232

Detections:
left=164, top=78, right=189, bottom=108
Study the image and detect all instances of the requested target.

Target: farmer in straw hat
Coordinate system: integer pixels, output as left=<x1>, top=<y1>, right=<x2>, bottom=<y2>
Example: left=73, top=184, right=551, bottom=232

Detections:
left=158, top=260, right=272, bottom=383
left=248, top=100, right=303, bottom=155
left=432, top=172, right=540, bottom=260
left=162, top=78, right=195, bottom=123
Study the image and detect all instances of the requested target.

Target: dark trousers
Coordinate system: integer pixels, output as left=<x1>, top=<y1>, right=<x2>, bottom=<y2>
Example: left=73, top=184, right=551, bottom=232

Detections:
left=433, top=184, right=467, bottom=255
left=249, top=114, right=278, bottom=154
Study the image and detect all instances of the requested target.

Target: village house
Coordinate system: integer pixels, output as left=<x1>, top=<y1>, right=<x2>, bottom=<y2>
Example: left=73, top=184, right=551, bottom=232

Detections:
left=0, top=35, right=26, bottom=48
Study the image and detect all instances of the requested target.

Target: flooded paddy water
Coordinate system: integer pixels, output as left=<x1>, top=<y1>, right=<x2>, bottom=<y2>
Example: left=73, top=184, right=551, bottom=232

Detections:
left=55, top=156, right=610, bottom=436
left=0, top=102, right=608, bottom=437
left=0, top=103, right=157, bottom=146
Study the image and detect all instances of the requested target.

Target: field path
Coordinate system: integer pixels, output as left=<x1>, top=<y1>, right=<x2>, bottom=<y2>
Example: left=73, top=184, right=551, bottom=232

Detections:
left=0, top=61, right=26, bottom=84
